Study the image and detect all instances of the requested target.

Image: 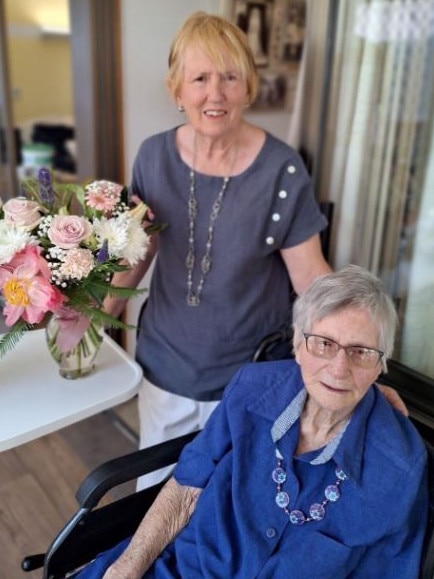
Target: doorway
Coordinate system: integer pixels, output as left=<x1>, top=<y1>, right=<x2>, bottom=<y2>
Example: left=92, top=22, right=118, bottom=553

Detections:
left=0, top=0, right=123, bottom=201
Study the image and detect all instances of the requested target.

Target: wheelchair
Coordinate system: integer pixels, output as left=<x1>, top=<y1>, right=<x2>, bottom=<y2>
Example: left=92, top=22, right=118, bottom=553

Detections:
left=20, top=425, right=434, bottom=579
left=21, top=330, right=291, bottom=578
left=21, top=431, right=197, bottom=578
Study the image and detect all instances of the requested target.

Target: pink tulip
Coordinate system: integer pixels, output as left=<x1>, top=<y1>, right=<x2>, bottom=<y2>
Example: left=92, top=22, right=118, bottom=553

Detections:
left=0, top=245, right=65, bottom=326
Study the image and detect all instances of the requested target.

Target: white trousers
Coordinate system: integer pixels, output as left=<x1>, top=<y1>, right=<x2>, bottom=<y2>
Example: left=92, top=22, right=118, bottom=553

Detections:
left=136, top=377, right=220, bottom=491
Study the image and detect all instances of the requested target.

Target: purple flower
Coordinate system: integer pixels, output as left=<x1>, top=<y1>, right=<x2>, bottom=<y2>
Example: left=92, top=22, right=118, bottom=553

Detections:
left=97, top=239, right=109, bottom=263
left=38, top=168, right=55, bottom=205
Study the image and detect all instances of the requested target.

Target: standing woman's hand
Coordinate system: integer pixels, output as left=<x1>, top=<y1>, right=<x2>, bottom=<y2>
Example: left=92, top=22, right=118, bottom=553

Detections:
left=377, top=384, right=409, bottom=416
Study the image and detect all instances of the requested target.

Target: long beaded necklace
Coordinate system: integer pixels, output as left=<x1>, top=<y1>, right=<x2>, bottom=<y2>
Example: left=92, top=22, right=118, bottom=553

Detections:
left=185, top=137, right=236, bottom=307
left=272, top=454, right=348, bottom=525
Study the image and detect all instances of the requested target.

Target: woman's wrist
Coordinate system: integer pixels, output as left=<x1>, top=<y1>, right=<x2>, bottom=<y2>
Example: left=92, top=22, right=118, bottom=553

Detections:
left=103, top=549, right=147, bottom=579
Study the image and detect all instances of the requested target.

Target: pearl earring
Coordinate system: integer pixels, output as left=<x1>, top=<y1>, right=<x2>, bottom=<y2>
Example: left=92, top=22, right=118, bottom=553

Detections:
left=178, top=105, right=185, bottom=112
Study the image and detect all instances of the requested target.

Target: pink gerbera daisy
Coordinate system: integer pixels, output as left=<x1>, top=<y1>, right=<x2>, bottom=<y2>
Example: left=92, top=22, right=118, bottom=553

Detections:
left=85, top=180, right=123, bottom=213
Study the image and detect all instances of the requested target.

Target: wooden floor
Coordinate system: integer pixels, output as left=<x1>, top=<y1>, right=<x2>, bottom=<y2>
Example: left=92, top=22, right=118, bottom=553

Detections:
left=0, top=398, right=140, bottom=579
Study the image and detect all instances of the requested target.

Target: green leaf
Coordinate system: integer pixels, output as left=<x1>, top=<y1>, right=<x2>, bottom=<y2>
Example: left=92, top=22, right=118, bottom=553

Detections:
left=105, top=285, right=147, bottom=299
left=0, top=320, right=33, bottom=358
left=63, top=304, right=137, bottom=331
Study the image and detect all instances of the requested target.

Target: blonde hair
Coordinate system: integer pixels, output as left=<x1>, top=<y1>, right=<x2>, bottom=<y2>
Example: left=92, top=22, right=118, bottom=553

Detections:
left=167, top=12, right=259, bottom=103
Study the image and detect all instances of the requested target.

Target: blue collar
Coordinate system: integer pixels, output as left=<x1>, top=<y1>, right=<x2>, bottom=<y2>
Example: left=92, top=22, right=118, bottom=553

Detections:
left=247, top=360, right=377, bottom=484
left=271, top=388, right=352, bottom=465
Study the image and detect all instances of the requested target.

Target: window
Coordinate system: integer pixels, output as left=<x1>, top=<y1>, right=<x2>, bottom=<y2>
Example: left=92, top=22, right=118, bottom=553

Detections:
left=316, top=0, right=434, bottom=388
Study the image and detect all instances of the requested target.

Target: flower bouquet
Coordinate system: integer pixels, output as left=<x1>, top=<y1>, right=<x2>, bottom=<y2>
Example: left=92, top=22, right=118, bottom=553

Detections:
left=0, top=169, right=163, bottom=377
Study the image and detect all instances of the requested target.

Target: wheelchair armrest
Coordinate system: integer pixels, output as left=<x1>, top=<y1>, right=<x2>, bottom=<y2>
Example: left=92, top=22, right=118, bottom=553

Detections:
left=77, top=431, right=199, bottom=509
left=252, top=328, right=293, bottom=362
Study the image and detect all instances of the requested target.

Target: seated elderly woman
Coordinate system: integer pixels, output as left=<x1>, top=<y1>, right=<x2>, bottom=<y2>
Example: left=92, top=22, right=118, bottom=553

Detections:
left=79, top=265, right=428, bottom=579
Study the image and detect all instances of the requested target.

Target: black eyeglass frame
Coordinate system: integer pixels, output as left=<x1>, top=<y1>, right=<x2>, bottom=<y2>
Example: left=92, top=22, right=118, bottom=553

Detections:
left=303, top=333, right=384, bottom=368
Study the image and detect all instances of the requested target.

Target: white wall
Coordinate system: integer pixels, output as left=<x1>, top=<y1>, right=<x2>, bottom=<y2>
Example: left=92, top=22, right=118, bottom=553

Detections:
left=120, top=0, right=293, bottom=353
left=120, top=1, right=215, bottom=173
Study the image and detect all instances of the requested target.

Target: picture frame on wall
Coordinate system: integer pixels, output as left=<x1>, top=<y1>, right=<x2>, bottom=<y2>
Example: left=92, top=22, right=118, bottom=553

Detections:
left=222, top=0, right=307, bottom=111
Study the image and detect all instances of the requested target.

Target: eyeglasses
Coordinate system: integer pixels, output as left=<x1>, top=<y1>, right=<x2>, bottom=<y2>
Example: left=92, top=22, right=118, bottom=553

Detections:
left=303, top=333, right=384, bottom=370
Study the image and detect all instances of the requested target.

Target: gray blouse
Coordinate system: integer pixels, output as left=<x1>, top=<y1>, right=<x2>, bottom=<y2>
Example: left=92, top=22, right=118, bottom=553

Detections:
left=131, top=127, right=327, bottom=401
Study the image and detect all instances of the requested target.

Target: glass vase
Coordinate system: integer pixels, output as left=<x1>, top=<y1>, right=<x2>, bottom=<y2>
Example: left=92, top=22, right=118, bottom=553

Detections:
left=45, top=308, right=103, bottom=379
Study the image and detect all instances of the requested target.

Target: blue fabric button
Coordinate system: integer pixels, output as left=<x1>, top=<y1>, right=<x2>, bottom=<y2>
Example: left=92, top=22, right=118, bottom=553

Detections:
left=266, top=527, right=277, bottom=538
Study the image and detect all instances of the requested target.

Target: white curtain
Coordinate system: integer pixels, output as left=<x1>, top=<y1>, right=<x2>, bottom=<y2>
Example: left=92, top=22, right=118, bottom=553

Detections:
left=317, top=0, right=434, bottom=375
left=320, top=0, right=433, bottom=262
left=400, top=121, right=434, bottom=376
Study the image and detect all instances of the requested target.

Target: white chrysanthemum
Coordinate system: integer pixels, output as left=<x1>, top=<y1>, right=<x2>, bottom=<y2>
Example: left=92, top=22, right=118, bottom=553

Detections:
left=92, top=216, right=129, bottom=259
left=92, top=214, right=150, bottom=265
left=122, top=218, right=150, bottom=265
left=0, top=221, right=33, bottom=264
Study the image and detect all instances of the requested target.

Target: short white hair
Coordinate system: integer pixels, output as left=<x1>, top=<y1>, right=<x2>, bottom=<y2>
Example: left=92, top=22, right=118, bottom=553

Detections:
left=292, top=265, right=398, bottom=372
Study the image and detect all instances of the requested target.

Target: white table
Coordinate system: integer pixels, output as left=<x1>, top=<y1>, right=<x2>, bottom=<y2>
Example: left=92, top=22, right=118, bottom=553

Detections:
left=0, top=329, right=143, bottom=451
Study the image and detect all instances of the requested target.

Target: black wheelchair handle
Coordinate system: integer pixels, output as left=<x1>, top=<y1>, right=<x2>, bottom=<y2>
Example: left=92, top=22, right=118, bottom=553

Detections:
left=21, top=553, right=45, bottom=571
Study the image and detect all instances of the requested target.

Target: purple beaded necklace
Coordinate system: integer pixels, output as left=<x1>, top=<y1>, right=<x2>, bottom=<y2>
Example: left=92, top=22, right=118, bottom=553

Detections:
left=270, top=388, right=351, bottom=525
left=272, top=458, right=348, bottom=525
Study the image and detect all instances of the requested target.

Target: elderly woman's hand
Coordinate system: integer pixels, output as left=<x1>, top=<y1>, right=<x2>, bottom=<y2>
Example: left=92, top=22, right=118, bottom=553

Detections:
left=377, top=384, right=409, bottom=416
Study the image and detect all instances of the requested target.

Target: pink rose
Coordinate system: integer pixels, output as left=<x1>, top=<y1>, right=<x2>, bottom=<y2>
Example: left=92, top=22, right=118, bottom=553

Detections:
left=48, top=215, right=93, bottom=249
left=3, top=198, right=43, bottom=230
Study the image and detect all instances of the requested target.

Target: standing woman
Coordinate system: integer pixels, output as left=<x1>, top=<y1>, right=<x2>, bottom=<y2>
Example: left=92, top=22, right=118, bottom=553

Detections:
left=105, top=11, right=331, bottom=481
